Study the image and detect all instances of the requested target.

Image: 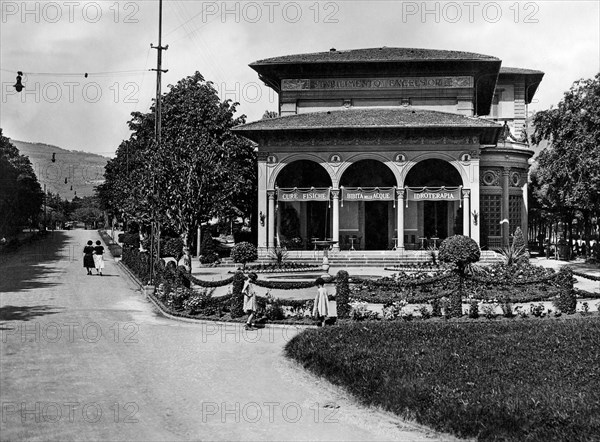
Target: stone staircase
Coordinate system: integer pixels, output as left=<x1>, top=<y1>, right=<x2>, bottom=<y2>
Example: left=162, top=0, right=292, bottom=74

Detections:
left=255, top=249, right=503, bottom=267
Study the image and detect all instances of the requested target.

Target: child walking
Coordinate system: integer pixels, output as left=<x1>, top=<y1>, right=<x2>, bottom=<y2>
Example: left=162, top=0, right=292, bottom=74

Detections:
left=243, top=273, right=258, bottom=330
left=312, top=277, right=329, bottom=327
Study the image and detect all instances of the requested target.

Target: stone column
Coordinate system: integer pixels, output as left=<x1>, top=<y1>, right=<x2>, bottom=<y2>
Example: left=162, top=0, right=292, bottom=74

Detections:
left=522, top=178, right=529, bottom=241
left=257, top=152, right=268, bottom=251
left=502, top=167, right=510, bottom=246
left=397, top=188, right=405, bottom=250
left=332, top=189, right=340, bottom=251
left=267, top=190, right=276, bottom=250
left=462, top=189, right=471, bottom=237
left=470, top=158, right=481, bottom=244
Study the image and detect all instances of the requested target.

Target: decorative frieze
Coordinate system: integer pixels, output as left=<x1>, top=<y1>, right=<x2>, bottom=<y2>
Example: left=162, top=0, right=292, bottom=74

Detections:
left=282, top=76, right=474, bottom=91
left=261, top=133, right=480, bottom=147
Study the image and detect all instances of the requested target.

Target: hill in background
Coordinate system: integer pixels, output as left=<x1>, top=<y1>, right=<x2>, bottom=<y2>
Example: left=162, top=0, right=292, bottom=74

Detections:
left=11, top=139, right=108, bottom=201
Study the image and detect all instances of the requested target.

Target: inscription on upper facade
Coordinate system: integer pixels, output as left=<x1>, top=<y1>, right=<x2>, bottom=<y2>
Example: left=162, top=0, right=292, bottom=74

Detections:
left=282, top=76, right=473, bottom=91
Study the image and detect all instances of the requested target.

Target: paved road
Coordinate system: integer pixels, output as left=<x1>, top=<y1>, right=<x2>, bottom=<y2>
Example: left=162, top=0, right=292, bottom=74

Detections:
left=0, top=230, right=452, bottom=442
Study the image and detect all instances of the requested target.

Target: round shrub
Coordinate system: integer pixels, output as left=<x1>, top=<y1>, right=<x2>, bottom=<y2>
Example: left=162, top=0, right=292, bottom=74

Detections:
left=231, top=242, right=258, bottom=270
left=438, top=235, right=481, bottom=272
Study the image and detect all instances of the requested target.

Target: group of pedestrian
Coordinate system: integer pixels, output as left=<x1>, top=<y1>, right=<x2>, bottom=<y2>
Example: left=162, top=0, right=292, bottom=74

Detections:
left=83, top=240, right=105, bottom=276
left=241, top=273, right=336, bottom=330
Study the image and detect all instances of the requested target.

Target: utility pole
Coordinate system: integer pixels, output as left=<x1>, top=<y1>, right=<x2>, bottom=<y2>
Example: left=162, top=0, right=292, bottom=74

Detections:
left=43, top=183, right=47, bottom=231
left=149, top=0, right=168, bottom=285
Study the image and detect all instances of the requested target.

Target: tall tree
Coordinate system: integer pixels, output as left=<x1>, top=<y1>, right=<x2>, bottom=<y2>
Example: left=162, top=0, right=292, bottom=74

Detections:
left=531, top=73, right=600, bottom=248
left=97, top=72, right=256, bottom=246
left=0, top=129, right=44, bottom=236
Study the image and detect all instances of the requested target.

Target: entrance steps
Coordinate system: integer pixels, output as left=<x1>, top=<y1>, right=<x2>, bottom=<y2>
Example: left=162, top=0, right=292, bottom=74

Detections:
left=255, top=249, right=503, bottom=267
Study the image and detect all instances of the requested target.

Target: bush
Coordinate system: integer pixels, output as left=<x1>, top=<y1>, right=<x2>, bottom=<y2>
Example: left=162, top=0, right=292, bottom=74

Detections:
left=230, top=271, right=245, bottom=318
left=268, top=247, right=289, bottom=267
left=121, top=232, right=140, bottom=248
left=438, top=235, right=481, bottom=272
left=182, top=289, right=215, bottom=315
left=336, top=270, right=351, bottom=318
left=439, top=235, right=480, bottom=318
left=553, top=267, right=577, bottom=314
left=468, top=299, right=479, bottom=319
left=265, top=294, right=286, bottom=320
left=231, top=242, right=258, bottom=270
left=431, top=298, right=442, bottom=317
left=165, top=286, right=192, bottom=310
left=200, top=231, right=218, bottom=264
left=161, top=237, right=184, bottom=259
left=512, top=227, right=528, bottom=264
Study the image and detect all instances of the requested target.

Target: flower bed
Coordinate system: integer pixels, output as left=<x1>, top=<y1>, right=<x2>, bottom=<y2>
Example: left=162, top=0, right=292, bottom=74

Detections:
left=149, top=282, right=316, bottom=325
left=285, top=318, right=600, bottom=441
left=241, top=262, right=320, bottom=273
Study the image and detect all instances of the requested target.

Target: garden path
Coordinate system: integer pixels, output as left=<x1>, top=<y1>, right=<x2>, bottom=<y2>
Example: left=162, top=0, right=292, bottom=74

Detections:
left=0, top=229, right=455, bottom=441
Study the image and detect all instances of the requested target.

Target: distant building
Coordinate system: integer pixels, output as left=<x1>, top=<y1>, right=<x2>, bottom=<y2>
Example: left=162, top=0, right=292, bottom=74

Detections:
left=233, top=47, right=543, bottom=252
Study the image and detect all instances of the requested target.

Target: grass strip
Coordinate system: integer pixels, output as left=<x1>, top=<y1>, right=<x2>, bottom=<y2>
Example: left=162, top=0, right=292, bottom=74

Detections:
left=285, top=318, right=600, bottom=441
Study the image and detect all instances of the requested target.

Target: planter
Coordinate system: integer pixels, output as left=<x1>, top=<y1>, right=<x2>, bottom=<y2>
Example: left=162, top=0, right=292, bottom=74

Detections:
left=143, top=285, right=155, bottom=297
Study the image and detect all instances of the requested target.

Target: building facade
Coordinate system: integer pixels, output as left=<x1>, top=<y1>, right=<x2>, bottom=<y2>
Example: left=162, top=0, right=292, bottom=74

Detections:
left=233, top=48, right=544, bottom=252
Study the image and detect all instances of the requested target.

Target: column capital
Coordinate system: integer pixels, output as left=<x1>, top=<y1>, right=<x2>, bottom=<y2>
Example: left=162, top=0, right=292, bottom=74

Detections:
left=462, top=189, right=471, bottom=198
left=257, top=151, right=269, bottom=161
left=396, top=188, right=406, bottom=199
left=502, top=166, right=511, bottom=175
left=267, top=189, right=276, bottom=200
left=331, top=189, right=340, bottom=199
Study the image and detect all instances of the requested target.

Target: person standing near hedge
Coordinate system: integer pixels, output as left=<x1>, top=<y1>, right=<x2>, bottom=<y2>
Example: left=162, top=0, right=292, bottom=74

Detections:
left=313, top=277, right=330, bottom=327
left=243, top=273, right=258, bottom=330
left=83, top=240, right=95, bottom=275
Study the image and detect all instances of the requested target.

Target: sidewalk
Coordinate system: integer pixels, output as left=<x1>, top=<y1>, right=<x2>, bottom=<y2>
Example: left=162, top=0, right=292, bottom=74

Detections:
left=531, top=257, right=599, bottom=294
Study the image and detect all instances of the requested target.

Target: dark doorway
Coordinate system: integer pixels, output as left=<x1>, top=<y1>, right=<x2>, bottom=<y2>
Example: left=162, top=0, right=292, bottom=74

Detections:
left=365, top=202, right=389, bottom=250
left=424, top=201, right=448, bottom=239
left=307, top=201, right=330, bottom=241
left=340, top=160, right=395, bottom=250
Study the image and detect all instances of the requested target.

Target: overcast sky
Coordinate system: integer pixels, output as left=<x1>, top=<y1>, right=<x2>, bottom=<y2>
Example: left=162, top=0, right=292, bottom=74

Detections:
left=1, top=0, right=598, bottom=157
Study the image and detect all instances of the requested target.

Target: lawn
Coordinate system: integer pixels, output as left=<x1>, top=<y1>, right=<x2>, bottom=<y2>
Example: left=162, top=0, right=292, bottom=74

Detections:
left=285, top=318, right=600, bottom=441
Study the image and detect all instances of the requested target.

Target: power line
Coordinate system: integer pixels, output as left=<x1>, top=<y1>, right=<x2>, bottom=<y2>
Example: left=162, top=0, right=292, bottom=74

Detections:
left=0, top=68, right=148, bottom=78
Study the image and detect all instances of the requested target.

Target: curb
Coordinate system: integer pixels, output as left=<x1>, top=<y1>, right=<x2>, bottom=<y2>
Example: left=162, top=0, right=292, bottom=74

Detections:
left=115, top=260, right=316, bottom=330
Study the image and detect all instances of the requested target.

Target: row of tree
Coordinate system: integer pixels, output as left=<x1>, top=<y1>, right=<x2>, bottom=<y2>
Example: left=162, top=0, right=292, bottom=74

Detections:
left=529, top=73, right=600, bottom=257
left=0, top=129, right=44, bottom=237
left=96, top=72, right=257, bottom=249
left=43, top=193, right=105, bottom=229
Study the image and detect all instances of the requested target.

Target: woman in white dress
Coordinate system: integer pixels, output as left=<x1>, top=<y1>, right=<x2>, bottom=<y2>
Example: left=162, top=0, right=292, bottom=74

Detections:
left=93, top=240, right=105, bottom=276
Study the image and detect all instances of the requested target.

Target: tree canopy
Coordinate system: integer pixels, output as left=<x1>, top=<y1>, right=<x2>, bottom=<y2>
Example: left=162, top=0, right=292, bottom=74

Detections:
left=0, top=129, right=44, bottom=236
left=97, top=72, right=256, bottom=245
left=530, top=73, right=600, bottom=247
left=531, top=74, right=600, bottom=215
